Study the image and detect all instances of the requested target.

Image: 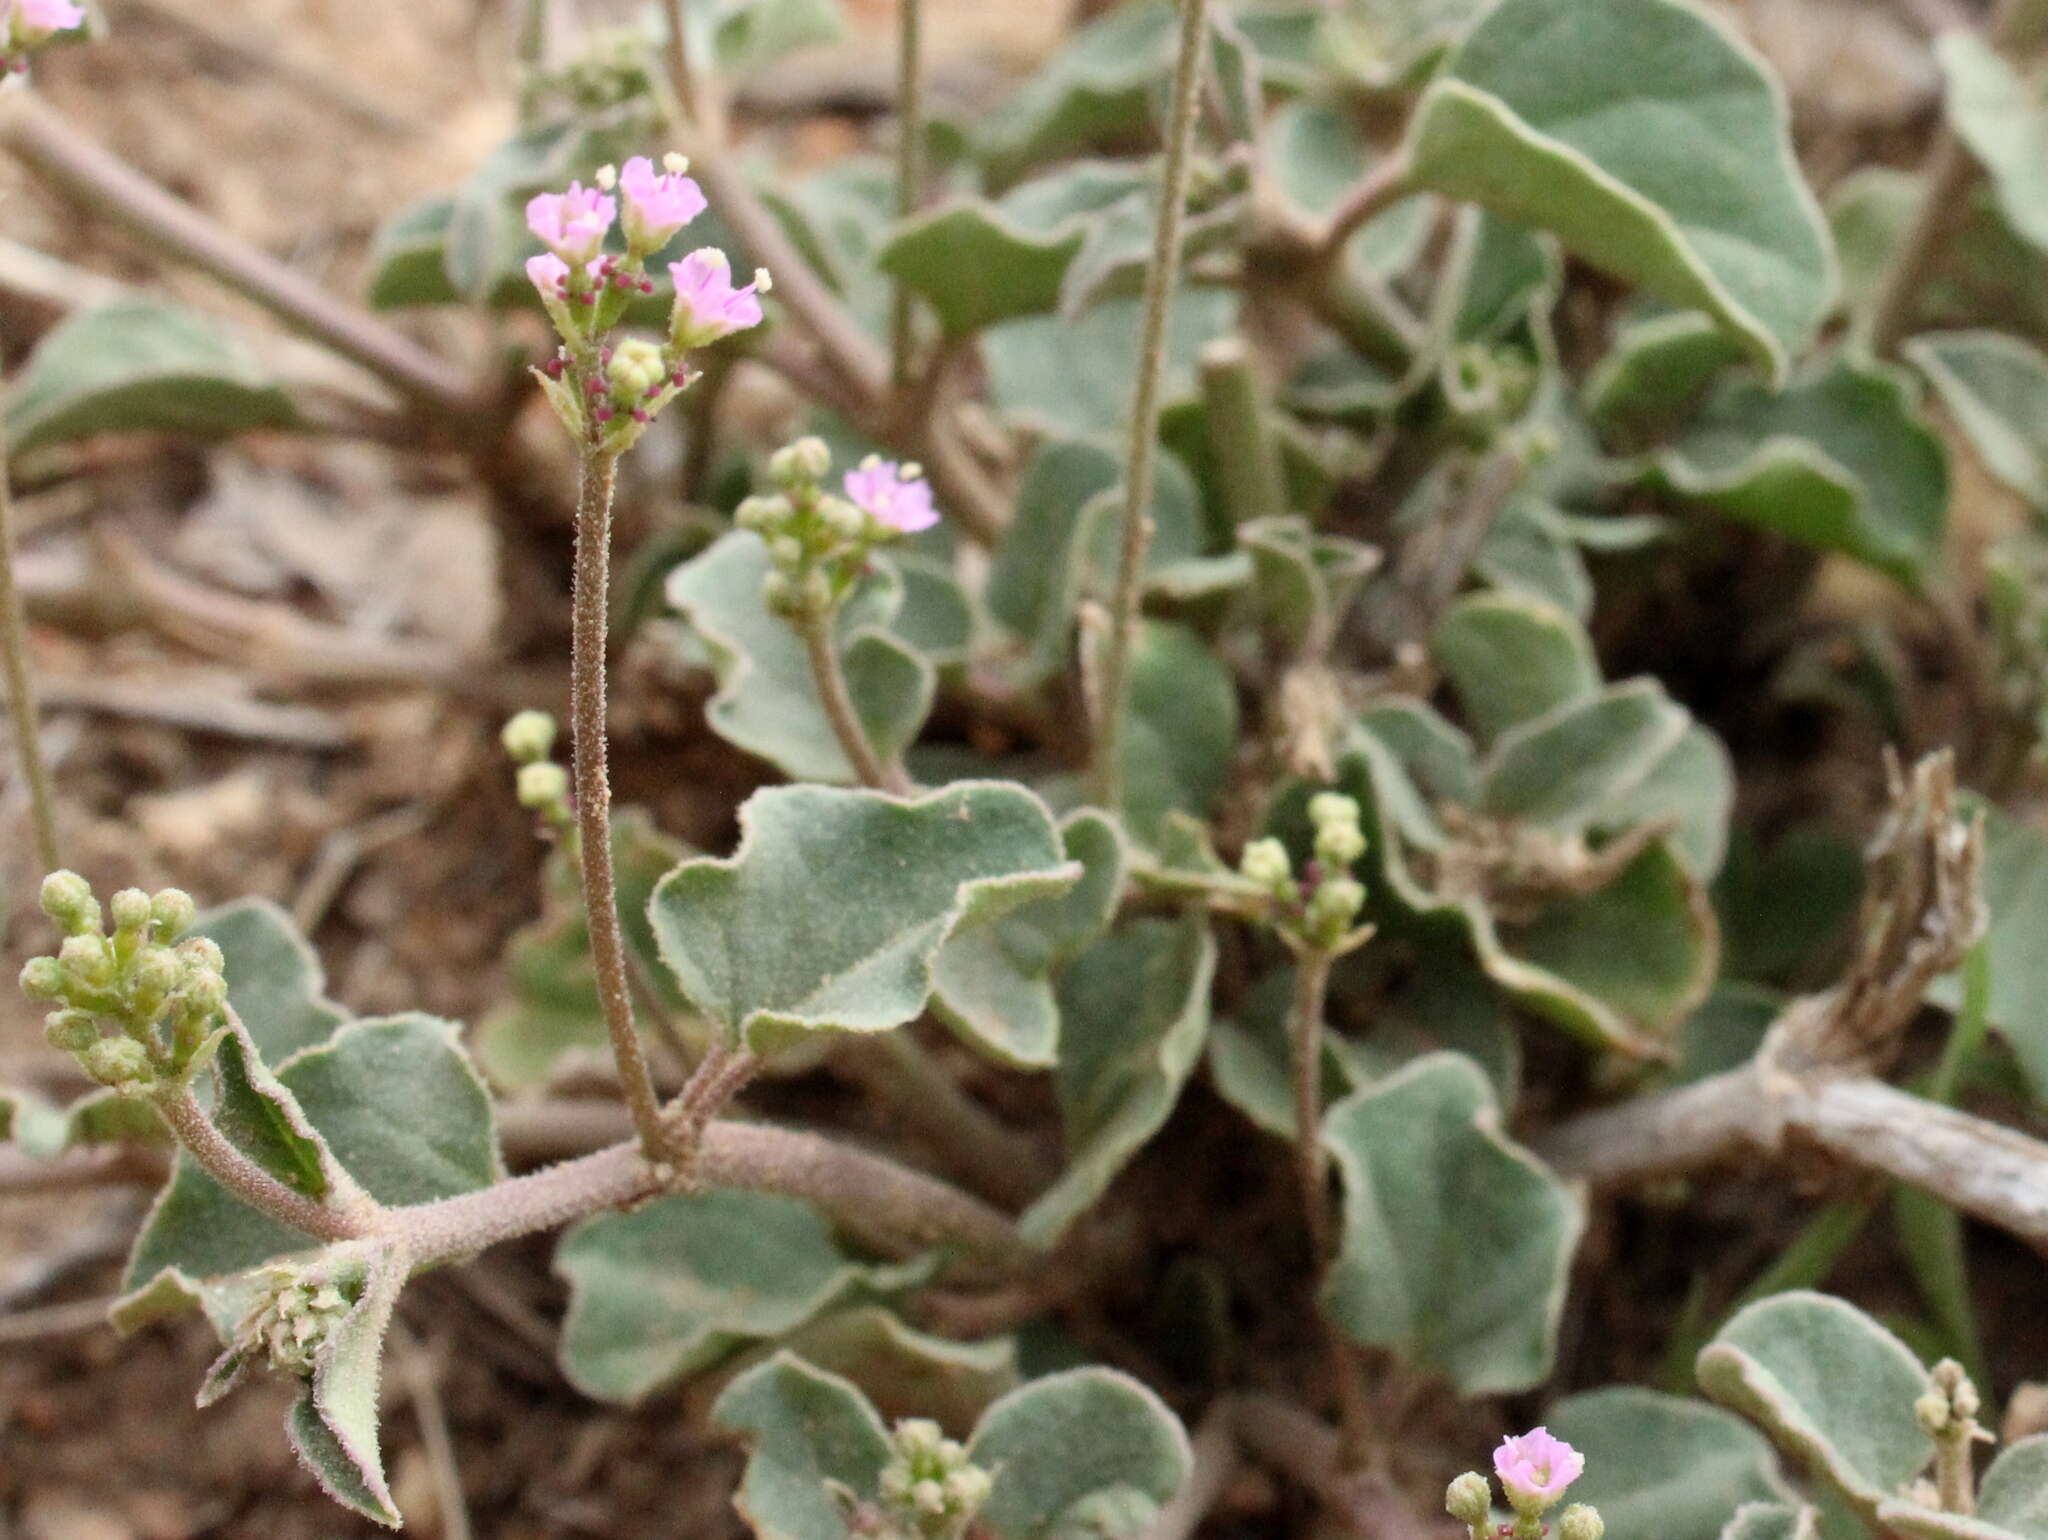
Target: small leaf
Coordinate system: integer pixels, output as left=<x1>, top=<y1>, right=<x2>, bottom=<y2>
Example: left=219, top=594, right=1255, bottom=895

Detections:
left=1546, top=1386, right=1788, bottom=1540
left=649, top=783, right=1076, bottom=1054
left=1432, top=591, right=1599, bottom=745
left=556, top=1190, right=923, bottom=1404
left=1477, top=680, right=1690, bottom=832
left=979, top=2, right=1178, bottom=183
left=1021, top=915, right=1215, bottom=1249
left=764, top=1306, right=1019, bottom=1428
left=1980, top=1437, right=2048, bottom=1540
left=664, top=531, right=936, bottom=784
left=968, top=1369, right=1192, bottom=1540
left=1906, top=330, right=2048, bottom=510
left=1696, top=1291, right=1933, bottom=1522
left=1650, top=358, right=1948, bottom=582
left=931, top=811, right=1127, bottom=1068
left=1240, top=515, right=1382, bottom=651
left=713, top=1352, right=893, bottom=1540
left=198, top=899, right=348, bottom=1064
left=0, top=1084, right=163, bottom=1161
left=1321, top=1052, right=1581, bottom=1393
left=1404, top=0, right=1833, bottom=382
left=1585, top=310, right=1747, bottom=446
left=286, top=1244, right=409, bottom=1528
left=1938, top=34, right=2048, bottom=255
left=1266, top=101, right=1433, bottom=277
left=1119, top=621, right=1240, bottom=846
left=5, top=301, right=298, bottom=453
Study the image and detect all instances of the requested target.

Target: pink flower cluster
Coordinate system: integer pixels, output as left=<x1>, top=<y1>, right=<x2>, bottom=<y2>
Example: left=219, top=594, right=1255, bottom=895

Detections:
left=844, top=457, right=939, bottom=535
left=1493, top=1429, right=1584, bottom=1514
left=2, top=0, right=86, bottom=70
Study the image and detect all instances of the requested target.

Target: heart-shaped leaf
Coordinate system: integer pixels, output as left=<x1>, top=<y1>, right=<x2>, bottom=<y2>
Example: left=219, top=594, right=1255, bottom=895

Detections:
left=1696, top=1291, right=1933, bottom=1523
left=1906, top=330, right=2048, bottom=510
left=1404, top=0, right=1832, bottom=383
left=1021, top=915, right=1215, bottom=1248
left=1321, top=1051, right=1581, bottom=1392
left=649, top=783, right=1075, bottom=1055
left=967, top=1369, right=1191, bottom=1540
left=1546, top=1386, right=1788, bottom=1540
left=713, top=1353, right=894, bottom=1540
left=1433, top=592, right=1599, bottom=745
left=6, top=300, right=299, bottom=453
left=556, top=1189, right=925, bottom=1404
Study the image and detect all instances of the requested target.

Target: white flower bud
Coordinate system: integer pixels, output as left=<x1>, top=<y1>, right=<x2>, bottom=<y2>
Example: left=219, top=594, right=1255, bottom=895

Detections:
left=501, top=710, right=558, bottom=765
left=1446, top=1472, right=1492, bottom=1528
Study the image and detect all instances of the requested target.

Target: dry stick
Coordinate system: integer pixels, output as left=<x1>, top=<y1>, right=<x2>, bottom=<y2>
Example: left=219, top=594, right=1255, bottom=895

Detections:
left=569, top=449, right=671, bottom=1166
left=154, top=1087, right=372, bottom=1243
left=0, top=419, right=60, bottom=874
left=393, top=1326, right=475, bottom=1540
left=801, top=614, right=912, bottom=794
left=889, top=0, right=927, bottom=391
left=1086, top=0, right=1212, bottom=811
left=0, top=94, right=480, bottom=422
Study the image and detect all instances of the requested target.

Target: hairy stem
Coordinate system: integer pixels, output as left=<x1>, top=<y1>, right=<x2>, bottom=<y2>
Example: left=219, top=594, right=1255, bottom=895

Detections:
left=570, top=448, right=670, bottom=1164
left=1935, top=1425, right=1977, bottom=1515
left=0, top=419, right=60, bottom=874
left=1086, top=0, right=1210, bottom=811
left=800, top=612, right=911, bottom=793
left=155, top=1087, right=372, bottom=1244
left=1320, top=150, right=1414, bottom=257
left=889, top=0, right=926, bottom=391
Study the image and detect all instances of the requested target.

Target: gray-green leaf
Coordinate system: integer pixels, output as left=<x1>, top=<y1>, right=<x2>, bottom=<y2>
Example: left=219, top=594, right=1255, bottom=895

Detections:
left=1906, top=330, right=2048, bottom=510
left=1547, top=1386, right=1788, bottom=1540
left=968, top=1369, right=1191, bottom=1540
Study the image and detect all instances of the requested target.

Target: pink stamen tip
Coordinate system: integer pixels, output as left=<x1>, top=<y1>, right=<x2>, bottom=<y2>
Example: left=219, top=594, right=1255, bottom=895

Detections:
left=631, top=409, right=650, bottom=423
left=594, top=407, right=615, bottom=423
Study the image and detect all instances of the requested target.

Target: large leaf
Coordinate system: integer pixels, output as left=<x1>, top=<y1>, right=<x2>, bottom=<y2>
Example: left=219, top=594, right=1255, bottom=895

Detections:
left=556, top=1189, right=921, bottom=1403
left=1906, top=330, right=2048, bottom=510
left=664, top=532, right=935, bottom=784
left=1477, top=681, right=1690, bottom=832
left=713, top=1353, right=893, bottom=1540
left=1021, top=915, right=1215, bottom=1248
left=1404, top=0, right=1833, bottom=383
left=1696, top=1292, right=1932, bottom=1523
left=648, top=783, right=1076, bottom=1054
left=6, top=300, right=298, bottom=452
left=1939, top=34, right=2048, bottom=256
left=967, top=1369, right=1191, bottom=1540
left=763, top=1306, right=1018, bottom=1429
left=1321, top=1053, right=1580, bottom=1393
left=978, top=2, right=1177, bottom=182
left=1546, top=1387, right=1787, bottom=1540
left=1585, top=309, right=1747, bottom=446
left=1651, top=358, right=1948, bottom=582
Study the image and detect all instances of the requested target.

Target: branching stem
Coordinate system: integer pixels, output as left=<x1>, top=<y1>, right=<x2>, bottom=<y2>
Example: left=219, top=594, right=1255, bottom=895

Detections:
left=0, top=418, right=59, bottom=874
left=154, top=1086, right=372, bottom=1243
left=800, top=612, right=911, bottom=794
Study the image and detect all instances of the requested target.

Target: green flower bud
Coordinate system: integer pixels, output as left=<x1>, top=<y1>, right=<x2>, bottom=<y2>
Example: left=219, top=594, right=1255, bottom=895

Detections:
left=911, top=1480, right=947, bottom=1517
left=109, top=888, right=153, bottom=937
left=1315, top=820, right=1367, bottom=871
left=1916, top=1390, right=1951, bottom=1434
left=894, top=1420, right=944, bottom=1460
left=735, top=494, right=791, bottom=533
left=59, top=933, right=116, bottom=990
left=500, top=710, right=558, bottom=765
left=941, top=1467, right=991, bottom=1510
left=19, top=955, right=68, bottom=1004
left=39, top=871, right=100, bottom=936
left=800, top=570, right=832, bottom=615
left=177, top=937, right=226, bottom=977
left=879, top=1466, right=913, bottom=1502
left=81, top=1036, right=154, bottom=1090
left=606, top=336, right=668, bottom=401
left=762, top=571, right=800, bottom=617
left=179, top=968, right=229, bottom=1020
left=44, top=1010, right=100, bottom=1055
left=1558, top=1505, right=1604, bottom=1540
left=820, top=497, right=865, bottom=542
left=150, top=889, right=197, bottom=941
left=769, top=436, right=832, bottom=488
left=767, top=535, right=805, bottom=572
left=1306, top=875, right=1366, bottom=943
left=1307, top=791, right=1361, bottom=831
left=1239, top=837, right=1293, bottom=894
left=235, top=1264, right=357, bottom=1378
left=517, top=761, right=571, bottom=812
left=129, top=948, right=183, bottom=1016
left=1446, top=1472, right=1493, bottom=1528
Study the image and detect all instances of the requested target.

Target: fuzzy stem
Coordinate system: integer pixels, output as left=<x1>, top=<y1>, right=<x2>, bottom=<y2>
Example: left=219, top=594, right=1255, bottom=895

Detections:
left=1085, top=0, right=1210, bottom=811
left=800, top=611, right=911, bottom=794
left=1287, top=949, right=1336, bottom=1260
left=1935, top=1426, right=1976, bottom=1515
left=0, top=419, right=59, bottom=874
left=155, top=1087, right=371, bottom=1244
left=570, top=448, right=670, bottom=1164
left=1319, top=150, right=1415, bottom=257
left=889, top=0, right=927, bottom=391
left=1198, top=337, right=1287, bottom=526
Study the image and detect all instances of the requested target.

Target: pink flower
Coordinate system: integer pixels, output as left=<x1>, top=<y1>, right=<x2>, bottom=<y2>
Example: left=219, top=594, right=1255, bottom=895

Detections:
left=1493, top=1429, right=1583, bottom=1514
left=619, top=156, right=706, bottom=253
left=20, top=0, right=85, bottom=28
left=843, top=456, right=938, bottom=534
left=526, top=182, right=616, bottom=267
left=526, top=252, right=569, bottom=297
left=667, top=248, right=767, bottom=346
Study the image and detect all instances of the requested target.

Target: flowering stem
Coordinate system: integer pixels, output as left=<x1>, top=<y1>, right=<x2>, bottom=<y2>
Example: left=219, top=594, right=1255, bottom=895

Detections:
left=154, top=1086, right=373, bottom=1244
left=889, top=0, right=927, bottom=392
left=0, top=418, right=60, bottom=875
left=569, top=447, right=672, bottom=1166
left=799, top=612, right=912, bottom=794
left=1084, top=0, right=1210, bottom=812
left=1287, top=948, right=1336, bottom=1261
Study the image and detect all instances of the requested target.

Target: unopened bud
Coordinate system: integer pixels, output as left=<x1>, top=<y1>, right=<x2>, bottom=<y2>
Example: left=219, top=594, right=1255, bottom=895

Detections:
left=942, top=1467, right=991, bottom=1510
left=662, top=151, right=690, bottom=175
left=735, top=494, right=789, bottom=533
left=767, top=535, right=805, bottom=572
left=501, top=710, right=558, bottom=765
left=1917, top=1390, right=1952, bottom=1434
left=769, top=436, right=832, bottom=488
left=517, top=761, right=571, bottom=812
left=911, top=1480, right=946, bottom=1516
left=1446, top=1472, right=1492, bottom=1528
left=82, top=1036, right=154, bottom=1090
left=177, top=937, right=226, bottom=977
left=179, top=968, right=228, bottom=1019
left=1315, top=819, right=1367, bottom=871
left=1239, top=837, right=1293, bottom=894
left=109, top=888, right=153, bottom=937
left=1558, top=1505, right=1604, bottom=1540
left=1306, top=875, right=1366, bottom=942
left=40, top=871, right=100, bottom=935
left=150, top=889, right=197, bottom=940
left=44, top=1009, right=99, bottom=1055
left=894, top=1419, right=944, bottom=1458
left=19, top=955, right=68, bottom=1004
left=606, top=336, right=667, bottom=401
left=58, top=933, right=116, bottom=990
left=129, top=949, right=183, bottom=1015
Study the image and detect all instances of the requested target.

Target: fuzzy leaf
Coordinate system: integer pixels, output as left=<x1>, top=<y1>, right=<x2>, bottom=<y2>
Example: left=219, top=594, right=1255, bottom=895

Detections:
left=713, top=1353, right=893, bottom=1540
left=664, top=532, right=936, bottom=784
left=1585, top=309, right=1746, bottom=446
left=1321, top=1052, right=1581, bottom=1393
left=1939, top=34, right=2048, bottom=255
left=763, top=1306, right=1019, bottom=1428
left=931, top=811, right=1127, bottom=1068
left=0, top=1084, right=163, bottom=1161
left=1266, top=101, right=1433, bottom=277
left=1240, top=515, right=1382, bottom=651
left=1696, top=1291, right=1933, bottom=1521
left=968, top=1369, right=1192, bottom=1540
left=1022, top=915, right=1215, bottom=1249
left=978, top=3, right=1177, bottom=182
left=366, top=196, right=461, bottom=309
left=1927, top=800, right=2048, bottom=1105
left=983, top=290, right=1237, bottom=438
left=648, top=783, right=1075, bottom=1054
left=1404, top=0, right=1832, bottom=382
left=1980, top=1438, right=2048, bottom=1539
left=198, top=899, right=349, bottom=1063
left=1119, top=621, right=1240, bottom=846
left=1547, top=1386, right=1787, bottom=1540
left=1433, top=592, right=1599, bottom=745
left=285, top=1245, right=409, bottom=1528
left=5, top=300, right=298, bottom=452
left=1651, top=359, right=1948, bottom=582
left=1477, top=680, right=1690, bottom=832
left=556, top=1189, right=923, bottom=1404
left=1906, top=330, right=2048, bottom=510
left=1721, top=1505, right=1820, bottom=1540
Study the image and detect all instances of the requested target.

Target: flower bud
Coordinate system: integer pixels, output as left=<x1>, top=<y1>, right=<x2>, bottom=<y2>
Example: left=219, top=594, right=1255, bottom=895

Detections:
left=1445, top=1472, right=1492, bottom=1528
left=735, top=494, right=789, bottom=533
left=109, top=887, right=153, bottom=937
left=762, top=571, right=800, bottom=617
left=1558, top=1505, right=1604, bottom=1540
left=19, top=955, right=68, bottom=1004
left=1306, top=876, right=1366, bottom=943
left=942, top=1467, right=992, bottom=1510
left=1916, top=1390, right=1951, bottom=1434
left=501, top=709, right=558, bottom=765
left=40, top=870, right=100, bottom=935
left=179, top=968, right=229, bottom=1020
left=606, top=336, right=668, bottom=401
left=44, top=1009, right=99, bottom=1055
left=129, top=948, right=183, bottom=1017
left=517, top=761, right=571, bottom=812
left=59, top=933, right=116, bottom=990
left=1307, top=791, right=1358, bottom=827
left=1315, top=819, right=1367, bottom=871
left=177, top=937, right=227, bottom=977
left=150, top=889, right=197, bottom=940
left=767, top=535, right=805, bottom=572
left=893, top=1419, right=944, bottom=1459
left=769, top=437, right=833, bottom=489
left=820, top=498, right=865, bottom=542
left=82, top=1036, right=154, bottom=1090
left=912, top=1479, right=947, bottom=1516
left=1239, top=837, right=1293, bottom=895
